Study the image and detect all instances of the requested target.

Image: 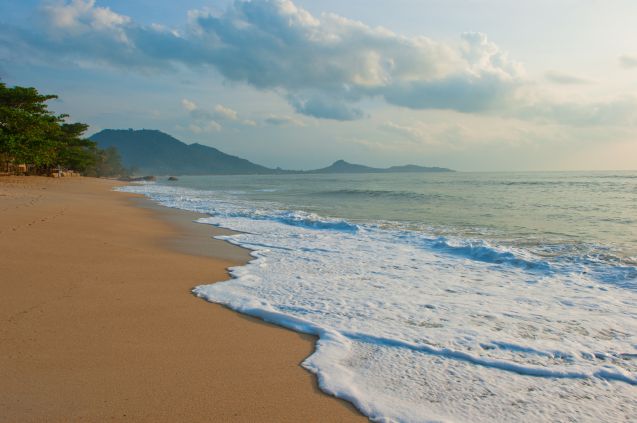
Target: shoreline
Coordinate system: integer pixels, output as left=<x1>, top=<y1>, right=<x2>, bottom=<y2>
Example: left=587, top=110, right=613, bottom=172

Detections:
left=0, top=176, right=365, bottom=422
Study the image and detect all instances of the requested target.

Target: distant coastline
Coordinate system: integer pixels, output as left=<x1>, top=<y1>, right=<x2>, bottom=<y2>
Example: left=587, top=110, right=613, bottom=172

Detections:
left=91, top=129, right=454, bottom=176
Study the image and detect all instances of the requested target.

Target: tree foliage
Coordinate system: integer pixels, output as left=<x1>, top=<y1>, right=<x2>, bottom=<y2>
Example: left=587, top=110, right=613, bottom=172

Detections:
left=0, top=81, right=128, bottom=176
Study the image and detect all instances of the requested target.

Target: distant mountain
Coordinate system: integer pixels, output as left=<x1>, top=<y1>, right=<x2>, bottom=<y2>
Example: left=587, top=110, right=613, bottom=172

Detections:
left=91, top=129, right=453, bottom=175
left=308, top=160, right=453, bottom=174
left=310, top=159, right=375, bottom=174
left=91, top=129, right=273, bottom=175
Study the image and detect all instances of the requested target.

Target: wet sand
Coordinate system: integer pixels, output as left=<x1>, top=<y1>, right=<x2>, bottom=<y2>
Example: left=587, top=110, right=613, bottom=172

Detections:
left=0, top=176, right=365, bottom=422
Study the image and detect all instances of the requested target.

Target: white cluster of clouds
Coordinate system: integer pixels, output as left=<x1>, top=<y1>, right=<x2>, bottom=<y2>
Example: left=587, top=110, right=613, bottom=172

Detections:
left=180, top=98, right=258, bottom=133
left=189, top=1, right=525, bottom=119
left=2, top=0, right=636, bottom=127
left=43, top=0, right=130, bottom=33
left=179, top=99, right=221, bottom=133
left=5, top=0, right=523, bottom=121
left=180, top=98, right=198, bottom=112
left=214, top=104, right=238, bottom=121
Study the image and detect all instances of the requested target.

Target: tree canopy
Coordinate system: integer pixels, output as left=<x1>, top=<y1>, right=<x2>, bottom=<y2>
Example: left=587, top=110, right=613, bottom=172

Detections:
left=0, top=81, right=127, bottom=176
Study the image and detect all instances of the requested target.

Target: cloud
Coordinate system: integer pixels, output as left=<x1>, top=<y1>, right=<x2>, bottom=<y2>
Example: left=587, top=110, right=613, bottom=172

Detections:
left=544, top=70, right=591, bottom=85
left=198, top=121, right=221, bottom=133
left=514, top=97, right=637, bottom=126
left=181, top=98, right=197, bottom=111
left=380, top=121, right=429, bottom=142
left=3, top=0, right=522, bottom=121
left=188, top=5, right=523, bottom=118
left=3, top=0, right=635, bottom=126
left=179, top=98, right=222, bottom=132
left=288, top=94, right=364, bottom=120
left=619, top=54, right=637, bottom=69
left=188, top=120, right=222, bottom=133
left=265, top=115, right=305, bottom=126
left=378, top=121, right=462, bottom=147
left=176, top=121, right=221, bottom=134
left=192, top=121, right=221, bottom=133
left=214, top=104, right=238, bottom=120
left=181, top=99, right=256, bottom=129
left=43, top=0, right=130, bottom=32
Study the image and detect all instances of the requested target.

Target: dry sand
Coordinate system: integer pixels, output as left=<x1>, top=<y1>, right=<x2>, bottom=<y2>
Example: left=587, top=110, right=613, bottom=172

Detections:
left=0, top=176, right=366, bottom=422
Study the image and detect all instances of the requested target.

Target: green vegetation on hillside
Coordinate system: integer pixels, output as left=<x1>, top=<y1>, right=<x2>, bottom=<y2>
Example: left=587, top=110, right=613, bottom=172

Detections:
left=92, top=129, right=274, bottom=175
left=0, top=82, right=127, bottom=177
left=92, top=129, right=453, bottom=175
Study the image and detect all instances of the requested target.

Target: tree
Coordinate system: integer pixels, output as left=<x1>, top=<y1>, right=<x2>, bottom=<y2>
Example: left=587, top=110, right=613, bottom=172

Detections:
left=85, top=146, right=128, bottom=177
left=56, top=122, right=97, bottom=171
left=0, top=81, right=128, bottom=177
left=0, top=82, right=64, bottom=169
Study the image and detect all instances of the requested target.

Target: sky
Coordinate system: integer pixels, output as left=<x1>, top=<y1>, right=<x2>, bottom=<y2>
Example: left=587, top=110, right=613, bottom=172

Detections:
left=1, top=0, right=636, bottom=171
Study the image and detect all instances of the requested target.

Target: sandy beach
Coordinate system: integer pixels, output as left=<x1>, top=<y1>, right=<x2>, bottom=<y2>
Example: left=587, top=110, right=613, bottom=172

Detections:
left=0, top=176, right=365, bottom=422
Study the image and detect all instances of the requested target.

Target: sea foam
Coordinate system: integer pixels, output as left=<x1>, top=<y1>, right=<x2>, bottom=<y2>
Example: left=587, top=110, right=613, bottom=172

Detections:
left=119, top=183, right=637, bottom=422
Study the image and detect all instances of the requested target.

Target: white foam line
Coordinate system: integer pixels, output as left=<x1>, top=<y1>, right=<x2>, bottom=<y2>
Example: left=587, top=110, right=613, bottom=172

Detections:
left=190, top=285, right=385, bottom=421
left=341, top=332, right=637, bottom=385
left=194, top=282, right=637, bottom=398
left=200, top=231, right=637, bottom=387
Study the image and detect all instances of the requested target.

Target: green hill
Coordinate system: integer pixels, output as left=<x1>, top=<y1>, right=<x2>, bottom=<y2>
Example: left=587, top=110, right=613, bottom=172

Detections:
left=309, top=159, right=452, bottom=174
left=91, top=129, right=453, bottom=175
left=91, top=129, right=273, bottom=175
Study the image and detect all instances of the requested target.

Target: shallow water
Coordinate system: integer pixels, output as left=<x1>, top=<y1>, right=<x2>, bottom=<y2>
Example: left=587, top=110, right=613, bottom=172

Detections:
left=121, top=171, right=637, bottom=422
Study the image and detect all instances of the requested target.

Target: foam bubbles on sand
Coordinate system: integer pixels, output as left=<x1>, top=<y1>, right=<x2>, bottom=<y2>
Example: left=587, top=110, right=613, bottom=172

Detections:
left=120, top=184, right=637, bottom=422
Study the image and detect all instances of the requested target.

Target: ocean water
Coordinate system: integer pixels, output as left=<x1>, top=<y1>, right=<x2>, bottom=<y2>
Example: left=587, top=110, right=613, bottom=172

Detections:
left=120, top=172, right=637, bottom=422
